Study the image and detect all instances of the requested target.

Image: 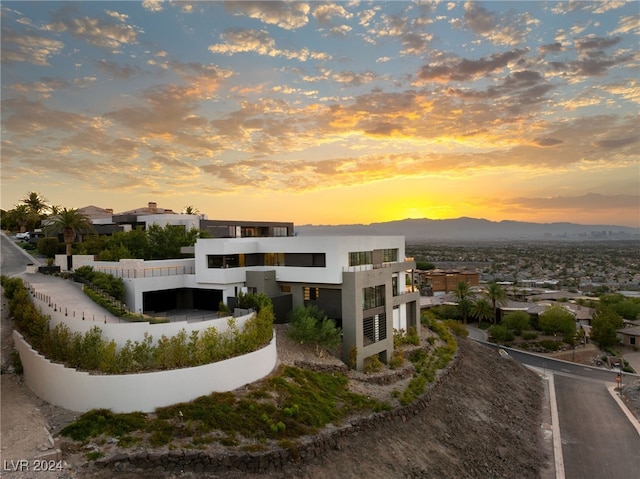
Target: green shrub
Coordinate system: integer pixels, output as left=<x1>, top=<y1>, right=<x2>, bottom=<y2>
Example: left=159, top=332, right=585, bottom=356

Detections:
left=389, top=351, right=404, bottom=370
left=522, top=331, right=538, bottom=340
left=288, top=304, right=341, bottom=357
left=442, top=319, right=469, bottom=338
left=37, top=237, right=60, bottom=258
left=363, top=354, right=384, bottom=373
left=488, top=325, right=514, bottom=343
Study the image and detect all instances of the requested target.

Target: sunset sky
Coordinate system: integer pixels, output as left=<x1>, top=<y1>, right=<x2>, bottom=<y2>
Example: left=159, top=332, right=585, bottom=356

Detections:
left=1, top=1, right=639, bottom=227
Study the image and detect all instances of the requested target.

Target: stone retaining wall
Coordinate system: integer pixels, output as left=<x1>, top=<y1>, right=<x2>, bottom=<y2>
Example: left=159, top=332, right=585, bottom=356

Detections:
left=90, top=352, right=459, bottom=475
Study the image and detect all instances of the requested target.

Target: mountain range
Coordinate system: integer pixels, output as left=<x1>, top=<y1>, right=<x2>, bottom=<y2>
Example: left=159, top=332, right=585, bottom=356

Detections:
left=294, top=217, right=640, bottom=242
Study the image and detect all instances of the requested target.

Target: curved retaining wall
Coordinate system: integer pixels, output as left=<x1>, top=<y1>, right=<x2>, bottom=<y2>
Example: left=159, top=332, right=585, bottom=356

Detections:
left=14, top=331, right=277, bottom=413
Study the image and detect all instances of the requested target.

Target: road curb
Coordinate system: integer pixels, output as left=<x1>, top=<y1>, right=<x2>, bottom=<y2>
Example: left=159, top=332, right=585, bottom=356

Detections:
left=607, top=385, right=640, bottom=437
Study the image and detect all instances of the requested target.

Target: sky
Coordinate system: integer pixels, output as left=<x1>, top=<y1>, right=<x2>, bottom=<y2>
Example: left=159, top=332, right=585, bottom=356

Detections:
left=1, top=1, right=639, bottom=228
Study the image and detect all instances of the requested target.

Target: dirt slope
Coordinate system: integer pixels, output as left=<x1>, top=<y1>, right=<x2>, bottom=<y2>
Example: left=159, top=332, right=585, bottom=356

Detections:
left=79, top=339, right=550, bottom=479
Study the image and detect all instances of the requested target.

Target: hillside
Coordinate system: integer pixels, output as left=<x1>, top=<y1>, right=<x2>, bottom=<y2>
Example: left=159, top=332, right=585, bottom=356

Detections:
left=295, top=217, right=639, bottom=241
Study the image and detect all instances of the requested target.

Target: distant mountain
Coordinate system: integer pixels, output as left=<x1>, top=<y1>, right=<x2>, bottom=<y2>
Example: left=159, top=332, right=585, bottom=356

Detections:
left=294, top=217, right=640, bottom=241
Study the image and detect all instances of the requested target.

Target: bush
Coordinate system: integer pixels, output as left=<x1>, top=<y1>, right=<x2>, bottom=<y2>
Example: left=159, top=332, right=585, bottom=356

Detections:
left=488, top=325, right=514, bottom=343
left=522, top=331, right=538, bottom=340
left=442, top=319, right=468, bottom=338
left=288, top=305, right=341, bottom=357
left=37, top=237, right=60, bottom=258
left=363, top=354, right=384, bottom=373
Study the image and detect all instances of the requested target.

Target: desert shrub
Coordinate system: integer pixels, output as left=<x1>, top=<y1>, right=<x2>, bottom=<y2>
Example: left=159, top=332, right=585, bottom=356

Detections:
left=442, top=319, right=469, bottom=338
left=522, top=331, right=538, bottom=340
left=488, top=325, right=514, bottom=343
left=288, top=304, right=341, bottom=357
left=363, top=354, right=384, bottom=373
left=389, top=351, right=404, bottom=369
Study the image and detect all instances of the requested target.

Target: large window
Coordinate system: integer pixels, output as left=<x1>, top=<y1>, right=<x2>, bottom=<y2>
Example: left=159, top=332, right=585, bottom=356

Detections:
left=382, top=248, right=398, bottom=262
left=363, top=285, right=385, bottom=311
left=265, top=252, right=285, bottom=266
left=273, top=227, right=288, bottom=237
left=349, top=251, right=372, bottom=266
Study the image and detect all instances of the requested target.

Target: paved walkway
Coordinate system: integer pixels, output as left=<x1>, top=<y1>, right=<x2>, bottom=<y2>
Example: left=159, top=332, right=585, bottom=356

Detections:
left=19, top=271, right=121, bottom=324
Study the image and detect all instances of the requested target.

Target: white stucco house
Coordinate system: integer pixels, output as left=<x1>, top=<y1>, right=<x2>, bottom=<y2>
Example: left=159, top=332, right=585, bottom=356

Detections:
left=81, top=235, right=420, bottom=370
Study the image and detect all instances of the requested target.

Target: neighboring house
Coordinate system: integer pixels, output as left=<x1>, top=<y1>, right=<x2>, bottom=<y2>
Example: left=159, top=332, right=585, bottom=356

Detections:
left=80, top=202, right=294, bottom=239
left=415, top=269, right=479, bottom=295
left=85, top=235, right=420, bottom=370
left=617, top=325, right=640, bottom=349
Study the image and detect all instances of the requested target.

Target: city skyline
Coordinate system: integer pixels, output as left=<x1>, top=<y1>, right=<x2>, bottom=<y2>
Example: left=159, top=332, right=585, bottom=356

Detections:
left=1, top=1, right=639, bottom=227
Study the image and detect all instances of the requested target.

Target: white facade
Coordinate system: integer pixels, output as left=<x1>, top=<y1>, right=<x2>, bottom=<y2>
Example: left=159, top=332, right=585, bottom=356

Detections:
left=82, top=235, right=419, bottom=370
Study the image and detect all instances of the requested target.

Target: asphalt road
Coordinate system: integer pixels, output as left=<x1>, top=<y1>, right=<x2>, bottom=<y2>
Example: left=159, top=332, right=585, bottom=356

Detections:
left=0, top=232, right=37, bottom=276
left=554, top=374, right=640, bottom=479
left=474, top=339, right=640, bottom=479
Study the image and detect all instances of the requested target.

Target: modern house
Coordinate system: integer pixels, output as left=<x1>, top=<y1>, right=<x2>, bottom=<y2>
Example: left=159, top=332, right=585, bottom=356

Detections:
left=83, top=235, right=420, bottom=370
left=79, top=202, right=294, bottom=239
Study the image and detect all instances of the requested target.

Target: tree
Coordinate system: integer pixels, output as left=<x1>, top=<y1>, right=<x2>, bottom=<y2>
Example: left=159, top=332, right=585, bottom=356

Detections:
left=471, top=298, right=493, bottom=324
left=22, top=191, right=48, bottom=215
left=452, top=281, right=475, bottom=324
left=147, top=224, right=200, bottom=259
left=10, top=204, right=39, bottom=233
left=590, top=309, right=624, bottom=348
left=501, top=311, right=530, bottom=336
left=44, top=208, right=95, bottom=256
left=415, top=261, right=435, bottom=270
left=182, top=205, right=200, bottom=215
left=288, top=304, right=341, bottom=357
left=485, top=282, right=508, bottom=325
left=538, top=306, right=576, bottom=340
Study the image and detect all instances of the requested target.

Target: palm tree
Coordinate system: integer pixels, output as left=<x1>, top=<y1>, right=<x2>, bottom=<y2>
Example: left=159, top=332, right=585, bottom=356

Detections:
left=182, top=205, right=200, bottom=215
left=22, top=191, right=48, bottom=215
left=485, top=282, right=508, bottom=325
left=471, top=298, right=493, bottom=325
left=452, top=281, right=475, bottom=324
left=11, top=204, right=35, bottom=233
left=44, top=208, right=94, bottom=269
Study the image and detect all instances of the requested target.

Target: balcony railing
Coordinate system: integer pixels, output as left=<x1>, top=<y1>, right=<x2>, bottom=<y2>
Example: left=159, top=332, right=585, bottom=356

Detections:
left=94, top=265, right=195, bottom=279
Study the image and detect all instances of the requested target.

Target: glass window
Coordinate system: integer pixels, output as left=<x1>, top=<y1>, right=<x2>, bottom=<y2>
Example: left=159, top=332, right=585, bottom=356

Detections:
left=265, top=252, right=285, bottom=266
left=383, top=248, right=398, bottom=262
left=363, top=285, right=385, bottom=310
left=349, top=251, right=372, bottom=266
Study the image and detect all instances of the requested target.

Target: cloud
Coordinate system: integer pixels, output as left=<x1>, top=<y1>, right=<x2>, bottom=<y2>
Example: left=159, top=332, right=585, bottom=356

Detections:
left=224, top=1, right=310, bottom=30
left=417, top=49, right=529, bottom=82
left=142, top=0, right=163, bottom=13
left=456, top=1, right=538, bottom=46
left=0, top=28, right=64, bottom=65
left=538, top=42, right=564, bottom=55
left=574, top=35, right=622, bottom=52
left=533, top=137, right=563, bottom=147
left=332, top=70, right=377, bottom=87
left=503, top=193, right=639, bottom=211
left=45, top=9, right=139, bottom=51
left=313, top=3, right=353, bottom=23
left=208, top=28, right=329, bottom=62
left=96, top=60, right=141, bottom=79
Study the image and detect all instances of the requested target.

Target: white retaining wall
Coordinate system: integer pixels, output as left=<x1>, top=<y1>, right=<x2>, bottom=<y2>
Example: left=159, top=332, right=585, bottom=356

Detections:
left=14, top=330, right=278, bottom=413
